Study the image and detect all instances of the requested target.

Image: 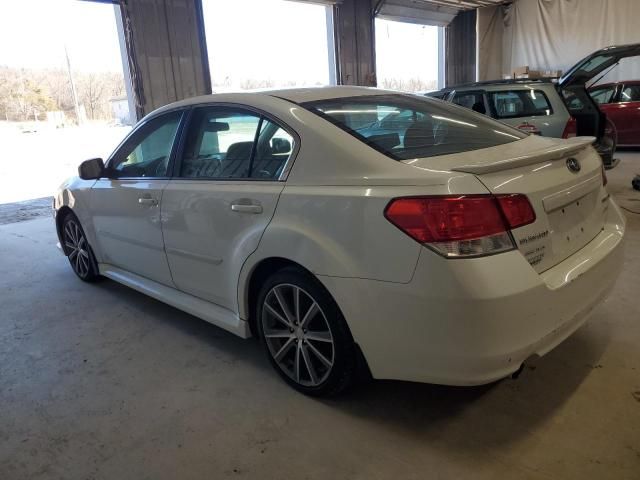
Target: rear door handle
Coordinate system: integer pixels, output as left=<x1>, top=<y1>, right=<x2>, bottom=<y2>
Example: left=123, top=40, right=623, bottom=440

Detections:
left=138, top=197, right=158, bottom=206
left=231, top=203, right=263, bottom=214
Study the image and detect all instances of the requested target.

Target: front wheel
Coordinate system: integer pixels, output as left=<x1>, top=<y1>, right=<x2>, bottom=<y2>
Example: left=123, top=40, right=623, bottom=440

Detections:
left=61, top=214, right=100, bottom=282
left=256, top=267, right=357, bottom=396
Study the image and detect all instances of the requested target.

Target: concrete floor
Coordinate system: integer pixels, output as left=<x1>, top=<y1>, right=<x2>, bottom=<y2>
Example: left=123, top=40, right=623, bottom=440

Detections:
left=1, top=155, right=639, bottom=480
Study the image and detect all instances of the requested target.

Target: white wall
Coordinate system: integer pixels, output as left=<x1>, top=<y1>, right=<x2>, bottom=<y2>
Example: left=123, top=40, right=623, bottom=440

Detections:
left=478, top=0, right=640, bottom=84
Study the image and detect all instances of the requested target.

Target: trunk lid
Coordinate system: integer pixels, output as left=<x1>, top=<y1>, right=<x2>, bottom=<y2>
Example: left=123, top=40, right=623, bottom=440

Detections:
left=558, top=44, right=640, bottom=142
left=559, top=43, right=640, bottom=89
left=403, top=135, right=609, bottom=272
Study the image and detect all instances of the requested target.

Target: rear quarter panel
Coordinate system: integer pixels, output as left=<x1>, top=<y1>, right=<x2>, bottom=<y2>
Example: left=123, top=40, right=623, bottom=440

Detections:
left=237, top=175, right=489, bottom=320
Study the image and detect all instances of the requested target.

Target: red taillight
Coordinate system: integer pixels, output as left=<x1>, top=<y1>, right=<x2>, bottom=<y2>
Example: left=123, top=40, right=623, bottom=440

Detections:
left=562, top=117, right=577, bottom=139
left=496, top=194, right=536, bottom=228
left=385, top=194, right=535, bottom=257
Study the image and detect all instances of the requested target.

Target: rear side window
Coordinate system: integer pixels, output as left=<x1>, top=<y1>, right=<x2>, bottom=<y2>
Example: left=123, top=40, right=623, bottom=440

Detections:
left=590, top=86, right=617, bottom=104
left=488, top=90, right=553, bottom=119
left=180, top=108, right=260, bottom=179
left=452, top=92, right=483, bottom=110
left=179, top=106, right=295, bottom=180
left=302, top=94, right=526, bottom=161
left=621, top=85, right=640, bottom=102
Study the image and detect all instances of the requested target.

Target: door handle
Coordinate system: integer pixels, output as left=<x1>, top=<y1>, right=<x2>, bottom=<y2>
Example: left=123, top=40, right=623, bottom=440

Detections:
left=138, top=197, right=158, bottom=206
left=231, top=203, right=263, bottom=214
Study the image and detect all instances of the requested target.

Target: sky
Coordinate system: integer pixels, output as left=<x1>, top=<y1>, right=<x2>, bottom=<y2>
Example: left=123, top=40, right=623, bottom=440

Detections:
left=0, top=0, right=123, bottom=73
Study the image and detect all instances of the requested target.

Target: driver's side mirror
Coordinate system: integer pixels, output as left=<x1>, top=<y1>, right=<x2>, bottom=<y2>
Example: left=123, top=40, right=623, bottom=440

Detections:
left=78, top=158, right=105, bottom=180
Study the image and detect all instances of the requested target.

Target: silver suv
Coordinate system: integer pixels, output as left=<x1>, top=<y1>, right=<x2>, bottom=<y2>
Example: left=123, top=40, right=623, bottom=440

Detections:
left=426, top=44, right=640, bottom=169
left=431, top=81, right=570, bottom=137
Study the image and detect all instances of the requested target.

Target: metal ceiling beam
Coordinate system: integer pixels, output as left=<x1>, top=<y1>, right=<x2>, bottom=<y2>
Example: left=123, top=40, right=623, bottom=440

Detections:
left=411, top=0, right=510, bottom=11
left=374, top=0, right=387, bottom=16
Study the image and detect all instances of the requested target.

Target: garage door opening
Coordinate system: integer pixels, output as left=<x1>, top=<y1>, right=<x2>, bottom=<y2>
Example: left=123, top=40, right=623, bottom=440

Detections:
left=202, top=0, right=336, bottom=91
left=0, top=0, right=132, bottom=208
left=375, top=18, right=443, bottom=93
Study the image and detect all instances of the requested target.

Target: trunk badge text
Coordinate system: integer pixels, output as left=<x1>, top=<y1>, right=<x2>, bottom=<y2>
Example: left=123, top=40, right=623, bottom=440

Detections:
left=566, top=157, right=581, bottom=173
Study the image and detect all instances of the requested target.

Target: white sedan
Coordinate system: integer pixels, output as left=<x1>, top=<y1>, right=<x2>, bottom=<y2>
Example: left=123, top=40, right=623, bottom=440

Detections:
left=54, top=86, right=626, bottom=396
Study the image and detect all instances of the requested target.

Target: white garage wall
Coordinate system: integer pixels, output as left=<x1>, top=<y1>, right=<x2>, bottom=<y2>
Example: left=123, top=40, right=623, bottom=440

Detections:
left=478, top=0, right=640, bottom=84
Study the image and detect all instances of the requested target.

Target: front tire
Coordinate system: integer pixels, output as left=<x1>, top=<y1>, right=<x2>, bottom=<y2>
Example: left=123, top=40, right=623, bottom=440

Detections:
left=256, top=267, right=357, bottom=396
left=61, top=213, right=100, bottom=282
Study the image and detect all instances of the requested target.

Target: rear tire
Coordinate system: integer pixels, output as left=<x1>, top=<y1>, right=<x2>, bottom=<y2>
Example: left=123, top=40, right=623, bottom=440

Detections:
left=256, top=267, right=357, bottom=396
left=61, top=213, right=101, bottom=282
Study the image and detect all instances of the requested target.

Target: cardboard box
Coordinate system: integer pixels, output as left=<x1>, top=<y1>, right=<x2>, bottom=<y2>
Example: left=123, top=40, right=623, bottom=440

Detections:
left=512, top=68, right=563, bottom=80
left=512, top=66, right=529, bottom=76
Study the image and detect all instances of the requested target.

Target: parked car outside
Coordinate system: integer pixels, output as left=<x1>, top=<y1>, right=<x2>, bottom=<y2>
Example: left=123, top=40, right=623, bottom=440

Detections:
left=590, top=80, right=640, bottom=146
left=54, top=87, right=625, bottom=396
left=427, top=44, right=640, bottom=169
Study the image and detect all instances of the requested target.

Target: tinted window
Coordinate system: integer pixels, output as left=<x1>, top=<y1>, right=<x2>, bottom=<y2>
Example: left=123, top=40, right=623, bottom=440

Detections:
left=179, top=107, right=294, bottom=180
left=250, top=120, right=295, bottom=180
left=452, top=92, right=485, bottom=113
left=111, top=111, right=182, bottom=177
left=180, top=108, right=260, bottom=179
left=580, top=54, right=613, bottom=73
left=621, top=85, right=640, bottom=102
left=590, top=86, right=616, bottom=104
left=488, top=90, right=553, bottom=118
left=302, top=94, right=526, bottom=161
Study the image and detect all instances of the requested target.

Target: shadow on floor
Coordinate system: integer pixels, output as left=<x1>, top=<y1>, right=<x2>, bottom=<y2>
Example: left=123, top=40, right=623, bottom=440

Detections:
left=92, top=275, right=610, bottom=453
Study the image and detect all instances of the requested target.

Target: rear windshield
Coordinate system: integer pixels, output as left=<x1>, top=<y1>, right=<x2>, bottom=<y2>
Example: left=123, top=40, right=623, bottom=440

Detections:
left=302, top=94, right=526, bottom=161
left=487, top=90, right=553, bottom=119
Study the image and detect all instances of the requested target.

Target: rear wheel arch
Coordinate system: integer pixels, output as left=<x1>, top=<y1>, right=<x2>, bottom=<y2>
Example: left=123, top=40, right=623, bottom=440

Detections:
left=244, top=257, right=315, bottom=337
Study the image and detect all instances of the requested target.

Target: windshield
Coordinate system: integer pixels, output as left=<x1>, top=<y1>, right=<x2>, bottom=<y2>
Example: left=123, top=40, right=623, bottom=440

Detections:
left=302, top=94, right=526, bottom=160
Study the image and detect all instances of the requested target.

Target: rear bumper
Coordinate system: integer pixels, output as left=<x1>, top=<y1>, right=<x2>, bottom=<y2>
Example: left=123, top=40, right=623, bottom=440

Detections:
left=320, top=198, right=626, bottom=385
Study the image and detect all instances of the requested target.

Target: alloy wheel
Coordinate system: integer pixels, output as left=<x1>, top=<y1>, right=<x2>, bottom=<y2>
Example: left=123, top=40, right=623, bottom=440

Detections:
left=63, top=219, right=91, bottom=278
left=261, top=283, right=335, bottom=387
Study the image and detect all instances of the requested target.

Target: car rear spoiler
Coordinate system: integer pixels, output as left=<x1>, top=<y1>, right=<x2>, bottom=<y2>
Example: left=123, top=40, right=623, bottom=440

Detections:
left=450, top=137, right=596, bottom=174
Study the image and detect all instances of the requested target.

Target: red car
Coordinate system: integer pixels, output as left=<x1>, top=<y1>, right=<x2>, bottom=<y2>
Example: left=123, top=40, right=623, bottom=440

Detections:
left=590, top=81, right=640, bottom=146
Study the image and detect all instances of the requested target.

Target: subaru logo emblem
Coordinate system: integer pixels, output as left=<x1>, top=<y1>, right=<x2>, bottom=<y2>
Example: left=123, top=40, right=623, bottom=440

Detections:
left=566, top=157, right=581, bottom=173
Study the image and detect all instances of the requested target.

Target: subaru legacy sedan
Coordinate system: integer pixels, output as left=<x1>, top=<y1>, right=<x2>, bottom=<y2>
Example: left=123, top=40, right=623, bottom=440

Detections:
left=54, top=87, right=625, bottom=396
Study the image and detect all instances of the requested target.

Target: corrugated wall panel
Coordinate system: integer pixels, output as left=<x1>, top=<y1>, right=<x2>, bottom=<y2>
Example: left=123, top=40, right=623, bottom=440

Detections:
left=119, top=0, right=210, bottom=117
left=445, top=9, right=477, bottom=86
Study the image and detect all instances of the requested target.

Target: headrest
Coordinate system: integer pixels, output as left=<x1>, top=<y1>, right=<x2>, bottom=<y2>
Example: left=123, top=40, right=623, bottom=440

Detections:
left=226, top=141, right=253, bottom=160
left=404, top=120, right=434, bottom=149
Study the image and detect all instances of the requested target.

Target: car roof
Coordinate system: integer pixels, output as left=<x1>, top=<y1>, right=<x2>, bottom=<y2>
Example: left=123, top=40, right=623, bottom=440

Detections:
left=152, top=86, right=400, bottom=114
left=427, top=79, right=558, bottom=97
left=449, top=80, right=556, bottom=91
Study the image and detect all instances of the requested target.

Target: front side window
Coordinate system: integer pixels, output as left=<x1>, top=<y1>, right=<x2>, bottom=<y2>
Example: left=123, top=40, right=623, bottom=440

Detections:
left=110, top=111, right=182, bottom=177
left=303, top=94, right=526, bottom=161
left=590, top=86, right=617, bottom=104
left=621, top=85, right=640, bottom=102
left=179, top=107, right=295, bottom=180
left=487, top=90, right=553, bottom=119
